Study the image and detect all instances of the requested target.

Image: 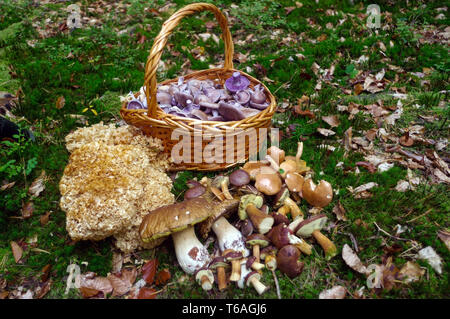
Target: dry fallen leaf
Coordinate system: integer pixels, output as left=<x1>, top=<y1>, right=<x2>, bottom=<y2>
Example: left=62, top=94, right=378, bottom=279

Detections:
left=332, top=201, right=347, bottom=221
left=10, top=241, right=23, bottom=263
left=56, top=96, right=65, bottom=109
left=342, top=244, right=369, bottom=275
left=142, top=259, right=158, bottom=285
left=40, top=211, right=51, bottom=226
left=1, top=181, right=15, bottom=191
left=319, top=285, right=347, bottom=299
left=21, top=202, right=34, bottom=219
left=417, top=246, right=442, bottom=274
left=79, top=286, right=100, bottom=298
left=79, top=273, right=113, bottom=296
left=322, top=115, right=340, bottom=128
left=398, top=261, right=425, bottom=283
left=437, top=229, right=450, bottom=251
left=317, top=128, right=336, bottom=136
left=155, top=268, right=171, bottom=286
left=137, top=287, right=158, bottom=299
left=28, top=171, right=47, bottom=198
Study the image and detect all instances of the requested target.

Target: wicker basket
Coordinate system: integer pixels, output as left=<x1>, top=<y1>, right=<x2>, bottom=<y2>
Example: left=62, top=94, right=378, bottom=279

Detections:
left=120, top=3, right=277, bottom=171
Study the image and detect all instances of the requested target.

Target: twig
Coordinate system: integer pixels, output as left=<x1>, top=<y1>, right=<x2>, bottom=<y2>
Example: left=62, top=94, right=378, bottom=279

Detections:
left=407, top=209, right=432, bottom=223
left=271, top=270, right=281, bottom=299
left=373, top=222, right=410, bottom=241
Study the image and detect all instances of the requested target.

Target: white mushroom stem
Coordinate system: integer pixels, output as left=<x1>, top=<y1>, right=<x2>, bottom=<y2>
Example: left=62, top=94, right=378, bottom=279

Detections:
left=296, top=142, right=303, bottom=162
left=248, top=276, right=268, bottom=295
left=212, top=217, right=250, bottom=257
left=200, top=276, right=213, bottom=291
left=171, top=227, right=211, bottom=274
left=237, top=260, right=251, bottom=289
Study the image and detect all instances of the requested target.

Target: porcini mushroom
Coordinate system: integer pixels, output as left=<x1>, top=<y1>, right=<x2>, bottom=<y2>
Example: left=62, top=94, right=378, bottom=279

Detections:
left=246, top=233, right=270, bottom=263
left=140, top=198, right=216, bottom=274
left=301, top=179, right=333, bottom=208
left=198, top=198, right=249, bottom=256
left=209, top=257, right=229, bottom=291
left=245, top=271, right=269, bottom=295
left=239, top=195, right=274, bottom=234
left=293, top=214, right=337, bottom=260
left=277, top=245, right=304, bottom=278
left=195, top=268, right=214, bottom=291
left=273, top=187, right=303, bottom=220
left=223, top=249, right=243, bottom=282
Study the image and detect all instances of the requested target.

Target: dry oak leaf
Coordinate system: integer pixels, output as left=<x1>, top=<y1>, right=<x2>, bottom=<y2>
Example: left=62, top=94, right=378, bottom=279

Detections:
left=137, top=287, right=158, bottom=299
left=332, top=201, right=347, bottom=221
left=10, top=241, right=23, bottom=263
left=28, top=171, right=47, bottom=198
left=398, top=261, right=425, bottom=283
left=142, top=259, right=158, bottom=285
left=22, top=201, right=34, bottom=219
left=437, top=229, right=450, bottom=252
left=342, top=244, right=370, bottom=275
left=322, top=115, right=340, bottom=128
left=56, top=96, right=65, bottom=109
left=155, top=268, right=171, bottom=286
left=319, top=285, right=347, bottom=299
left=79, top=272, right=113, bottom=296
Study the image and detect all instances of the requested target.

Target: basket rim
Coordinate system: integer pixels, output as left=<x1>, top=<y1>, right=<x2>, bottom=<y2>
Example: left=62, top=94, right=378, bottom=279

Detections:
left=120, top=68, right=277, bottom=129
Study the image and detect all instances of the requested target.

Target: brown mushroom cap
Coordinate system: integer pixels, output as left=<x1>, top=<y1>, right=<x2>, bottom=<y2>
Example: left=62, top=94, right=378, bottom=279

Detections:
left=255, top=173, right=282, bottom=196
left=267, top=223, right=294, bottom=249
left=271, top=211, right=290, bottom=225
left=139, top=197, right=215, bottom=244
left=294, top=213, right=328, bottom=238
left=238, top=218, right=254, bottom=237
left=301, top=179, right=333, bottom=207
left=223, top=250, right=243, bottom=260
left=285, top=172, right=305, bottom=193
left=242, top=161, right=270, bottom=180
left=279, top=159, right=297, bottom=178
left=273, top=187, right=290, bottom=207
left=277, top=245, right=304, bottom=278
left=245, top=271, right=261, bottom=285
left=229, top=169, right=250, bottom=187
left=260, top=245, right=278, bottom=260
left=198, top=198, right=240, bottom=239
left=209, top=256, right=229, bottom=269
left=246, top=233, right=270, bottom=248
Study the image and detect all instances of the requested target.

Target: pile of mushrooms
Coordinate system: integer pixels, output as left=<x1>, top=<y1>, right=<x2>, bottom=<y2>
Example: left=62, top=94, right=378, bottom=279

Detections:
left=139, top=142, right=337, bottom=295
left=126, top=72, right=269, bottom=121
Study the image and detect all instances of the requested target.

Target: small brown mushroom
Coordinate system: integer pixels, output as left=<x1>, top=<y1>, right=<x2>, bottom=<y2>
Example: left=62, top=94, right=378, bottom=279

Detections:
left=212, top=176, right=233, bottom=200
left=294, top=214, right=337, bottom=260
left=276, top=245, right=304, bottom=278
left=254, top=172, right=282, bottom=196
left=246, top=233, right=270, bottom=263
left=223, top=249, right=243, bottom=282
left=209, top=257, right=229, bottom=291
left=285, top=172, right=305, bottom=193
left=301, top=179, right=333, bottom=208
left=195, top=268, right=214, bottom=291
left=273, top=187, right=303, bottom=220
left=239, top=195, right=274, bottom=234
left=242, top=161, right=271, bottom=181
left=245, top=271, right=269, bottom=295
left=246, top=256, right=265, bottom=271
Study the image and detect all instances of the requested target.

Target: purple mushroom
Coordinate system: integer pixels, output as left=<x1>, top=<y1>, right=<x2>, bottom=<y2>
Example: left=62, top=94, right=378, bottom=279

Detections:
left=235, top=90, right=251, bottom=105
left=225, top=72, right=250, bottom=93
left=250, top=84, right=267, bottom=104
left=127, top=97, right=145, bottom=110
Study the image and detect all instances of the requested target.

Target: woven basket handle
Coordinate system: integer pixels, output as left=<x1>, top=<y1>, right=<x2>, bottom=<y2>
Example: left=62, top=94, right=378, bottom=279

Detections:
left=144, top=3, right=234, bottom=118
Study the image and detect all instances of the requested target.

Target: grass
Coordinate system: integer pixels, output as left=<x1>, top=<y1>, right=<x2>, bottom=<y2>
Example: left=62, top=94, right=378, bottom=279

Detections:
left=0, top=0, right=449, bottom=299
